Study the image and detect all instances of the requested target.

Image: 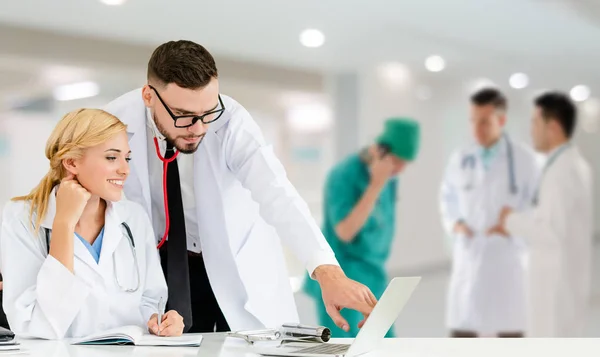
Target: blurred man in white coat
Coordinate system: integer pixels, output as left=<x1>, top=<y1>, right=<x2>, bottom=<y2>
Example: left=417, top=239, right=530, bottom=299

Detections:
left=440, top=88, right=540, bottom=337
left=495, top=91, right=594, bottom=337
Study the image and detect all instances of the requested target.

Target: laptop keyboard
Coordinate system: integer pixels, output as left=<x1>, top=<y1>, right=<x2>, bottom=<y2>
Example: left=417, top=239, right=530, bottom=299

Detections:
left=294, top=343, right=350, bottom=355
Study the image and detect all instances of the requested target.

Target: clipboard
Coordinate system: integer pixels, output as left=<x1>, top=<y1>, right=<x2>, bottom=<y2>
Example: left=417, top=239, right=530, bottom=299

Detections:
left=226, top=323, right=331, bottom=345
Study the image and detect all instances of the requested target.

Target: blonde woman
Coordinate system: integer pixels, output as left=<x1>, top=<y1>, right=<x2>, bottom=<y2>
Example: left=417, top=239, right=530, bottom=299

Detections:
left=0, top=109, right=183, bottom=339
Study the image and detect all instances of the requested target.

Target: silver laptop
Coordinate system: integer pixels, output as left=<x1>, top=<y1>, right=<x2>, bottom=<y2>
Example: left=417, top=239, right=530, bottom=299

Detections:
left=256, top=276, right=421, bottom=357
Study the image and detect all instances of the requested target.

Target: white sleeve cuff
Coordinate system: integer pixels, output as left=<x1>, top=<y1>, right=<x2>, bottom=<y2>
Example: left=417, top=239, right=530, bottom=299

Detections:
left=305, top=250, right=340, bottom=279
left=36, top=255, right=91, bottom=338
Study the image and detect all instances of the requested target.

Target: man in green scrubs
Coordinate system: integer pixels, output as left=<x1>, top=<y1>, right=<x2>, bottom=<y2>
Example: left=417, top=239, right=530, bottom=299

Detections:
left=304, top=118, right=421, bottom=338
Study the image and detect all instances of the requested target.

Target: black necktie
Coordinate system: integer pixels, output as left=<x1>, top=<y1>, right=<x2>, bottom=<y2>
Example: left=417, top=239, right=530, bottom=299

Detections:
left=164, top=141, right=193, bottom=332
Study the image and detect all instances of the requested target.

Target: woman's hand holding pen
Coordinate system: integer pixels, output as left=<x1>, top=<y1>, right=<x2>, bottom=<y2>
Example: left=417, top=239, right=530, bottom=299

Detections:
left=148, top=310, right=184, bottom=337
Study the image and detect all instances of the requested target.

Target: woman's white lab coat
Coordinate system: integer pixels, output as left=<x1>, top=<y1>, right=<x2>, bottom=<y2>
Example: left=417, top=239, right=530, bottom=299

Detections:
left=0, top=187, right=167, bottom=339
left=506, top=145, right=593, bottom=337
left=439, top=137, right=540, bottom=334
left=103, top=89, right=338, bottom=331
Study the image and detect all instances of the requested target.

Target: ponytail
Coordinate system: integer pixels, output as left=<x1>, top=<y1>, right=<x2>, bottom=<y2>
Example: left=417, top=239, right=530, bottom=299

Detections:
left=12, top=173, right=60, bottom=233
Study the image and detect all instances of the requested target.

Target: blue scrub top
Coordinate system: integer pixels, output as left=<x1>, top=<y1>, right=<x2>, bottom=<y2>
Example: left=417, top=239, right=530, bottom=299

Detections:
left=480, top=139, right=502, bottom=171
left=75, top=227, right=105, bottom=263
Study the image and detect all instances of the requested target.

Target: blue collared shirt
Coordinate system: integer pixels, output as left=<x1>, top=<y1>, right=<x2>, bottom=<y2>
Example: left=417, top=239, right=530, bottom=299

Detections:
left=75, top=227, right=105, bottom=263
left=479, top=139, right=502, bottom=171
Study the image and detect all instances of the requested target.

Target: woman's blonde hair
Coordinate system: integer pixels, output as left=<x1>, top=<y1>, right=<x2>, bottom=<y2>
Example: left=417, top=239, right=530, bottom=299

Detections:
left=12, top=108, right=127, bottom=232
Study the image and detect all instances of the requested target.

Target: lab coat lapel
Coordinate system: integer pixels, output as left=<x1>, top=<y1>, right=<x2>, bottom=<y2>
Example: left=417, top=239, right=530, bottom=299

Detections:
left=192, top=132, right=244, bottom=311
left=97, top=202, right=124, bottom=273
left=72, top=236, right=103, bottom=276
left=192, top=132, right=224, bottom=254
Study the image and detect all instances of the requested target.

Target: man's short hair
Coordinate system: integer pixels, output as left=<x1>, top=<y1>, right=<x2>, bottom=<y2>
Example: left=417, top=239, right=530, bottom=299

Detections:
left=535, top=91, right=577, bottom=138
left=148, top=40, right=218, bottom=89
left=470, top=88, right=507, bottom=111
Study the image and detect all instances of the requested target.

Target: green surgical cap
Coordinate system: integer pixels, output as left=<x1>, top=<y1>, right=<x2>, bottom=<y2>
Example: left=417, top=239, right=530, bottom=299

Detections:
left=376, top=117, right=421, bottom=161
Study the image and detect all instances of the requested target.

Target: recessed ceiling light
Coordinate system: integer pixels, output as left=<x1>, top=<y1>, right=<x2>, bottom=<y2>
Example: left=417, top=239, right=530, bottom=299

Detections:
left=99, top=0, right=127, bottom=5
left=570, top=85, right=591, bottom=102
left=377, top=62, right=411, bottom=89
left=509, top=73, right=529, bottom=89
left=299, top=29, right=325, bottom=48
left=583, top=98, right=600, bottom=117
left=287, top=103, right=332, bottom=133
left=582, top=97, right=600, bottom=133
left=425, top=55, right=445, bottom=72
left=53, top=81, right=100, bottom=101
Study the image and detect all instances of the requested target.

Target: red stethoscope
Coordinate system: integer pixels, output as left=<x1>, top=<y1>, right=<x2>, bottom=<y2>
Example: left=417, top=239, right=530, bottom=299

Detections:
left=152, top=136, right=179, bottom=249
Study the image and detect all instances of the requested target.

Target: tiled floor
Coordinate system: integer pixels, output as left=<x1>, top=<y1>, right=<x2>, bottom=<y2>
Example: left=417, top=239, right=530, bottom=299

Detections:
left=295, top=243, right=600, bottom=337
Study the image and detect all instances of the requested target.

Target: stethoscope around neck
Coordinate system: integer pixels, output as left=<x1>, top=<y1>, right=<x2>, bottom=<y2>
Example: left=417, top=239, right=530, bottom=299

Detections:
left=152, top=136, right=179, bottom=249
left=461, top=134, right=518, bottom=196
left=44, top=222, right=140, bottom=293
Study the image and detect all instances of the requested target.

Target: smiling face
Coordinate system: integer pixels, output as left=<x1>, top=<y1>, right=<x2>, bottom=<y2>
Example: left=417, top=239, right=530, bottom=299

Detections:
left=142, top=78, right=222, bottom=154
left=70, top=131, right=131, bottom=202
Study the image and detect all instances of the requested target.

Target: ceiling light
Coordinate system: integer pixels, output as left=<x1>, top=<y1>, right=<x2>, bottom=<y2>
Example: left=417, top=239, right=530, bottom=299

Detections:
left=99, top=0, right=127, bottom=5
left=299, top=29, right=325, bottom=48
left=41, top=65, right=91, bottom=86
left=570, top=85, right=591, bottom=102
left=509, top=73, right=529, bottom=89
left=377, top=62, right=411, bottom=90
left=425, top=55, right=445, bottom=72
left=287, top=103, right=332, bottom=133
left=53, top=81, right=100, bottom=101
left=583, top=98, right=600, bottom=117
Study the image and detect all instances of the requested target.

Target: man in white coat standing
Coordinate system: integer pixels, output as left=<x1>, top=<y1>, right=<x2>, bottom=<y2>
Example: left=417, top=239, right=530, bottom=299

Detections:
left=439, top=88, right=540, bottom=337
left=495, top=91, right=594, bottom=337
left=104, top=40, right=377, bottom=334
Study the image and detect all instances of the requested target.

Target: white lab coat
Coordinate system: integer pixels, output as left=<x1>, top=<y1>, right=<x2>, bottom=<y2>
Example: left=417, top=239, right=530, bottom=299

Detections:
left=506, top=144, right=593, bottom=337
left=103, top=89, right=338, bottom=331
left=0, top=187, right=167, bottom=339
left=439, top=136, right=540, bottom=334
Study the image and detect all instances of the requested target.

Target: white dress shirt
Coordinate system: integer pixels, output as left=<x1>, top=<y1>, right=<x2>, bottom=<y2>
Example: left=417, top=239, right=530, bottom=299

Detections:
left=145, top=110, right=201, bottom=253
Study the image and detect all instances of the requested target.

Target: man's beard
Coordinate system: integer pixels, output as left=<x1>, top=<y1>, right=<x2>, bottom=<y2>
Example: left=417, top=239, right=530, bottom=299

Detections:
left=154, top=114, right=205, bottom=154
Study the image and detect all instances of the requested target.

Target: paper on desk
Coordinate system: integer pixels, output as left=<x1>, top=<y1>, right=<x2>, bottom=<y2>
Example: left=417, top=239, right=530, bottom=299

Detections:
left=136, top=334, right=203, bottom=347
left=70, top=325, right=202, bottom=347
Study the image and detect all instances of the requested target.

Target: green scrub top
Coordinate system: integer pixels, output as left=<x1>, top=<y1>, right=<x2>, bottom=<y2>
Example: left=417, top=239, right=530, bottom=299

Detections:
left=304, top=153, right=397, bottom=337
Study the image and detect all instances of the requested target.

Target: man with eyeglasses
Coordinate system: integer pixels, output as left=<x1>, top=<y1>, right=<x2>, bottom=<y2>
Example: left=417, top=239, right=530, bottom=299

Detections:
left=103, top=40, right=377, bottom=334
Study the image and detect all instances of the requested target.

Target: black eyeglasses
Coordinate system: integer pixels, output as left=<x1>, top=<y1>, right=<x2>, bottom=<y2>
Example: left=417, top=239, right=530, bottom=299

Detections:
left=149, top=85, right=225, bottom=128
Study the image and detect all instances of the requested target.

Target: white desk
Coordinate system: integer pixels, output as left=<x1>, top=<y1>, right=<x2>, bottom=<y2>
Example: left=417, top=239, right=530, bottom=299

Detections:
left=13, top=333, right=600, bottom=357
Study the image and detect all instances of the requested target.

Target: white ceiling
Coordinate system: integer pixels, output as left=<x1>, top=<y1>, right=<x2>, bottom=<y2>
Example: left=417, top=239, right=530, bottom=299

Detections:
left=1, top=0, right=600, bottom=75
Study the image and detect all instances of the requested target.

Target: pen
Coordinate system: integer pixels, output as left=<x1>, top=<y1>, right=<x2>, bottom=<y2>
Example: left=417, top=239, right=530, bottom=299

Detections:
left=157, top=297, right=164, bottom=335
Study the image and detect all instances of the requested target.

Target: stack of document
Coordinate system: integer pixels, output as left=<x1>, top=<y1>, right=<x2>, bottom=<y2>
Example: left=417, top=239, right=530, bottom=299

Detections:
left=0, top=327, right=20, bottom=354
left=0, top=336, right=21, bottom=356
left=70, top=325, right=203, bottom=347
left=0, top=340, right=20, bottom=354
